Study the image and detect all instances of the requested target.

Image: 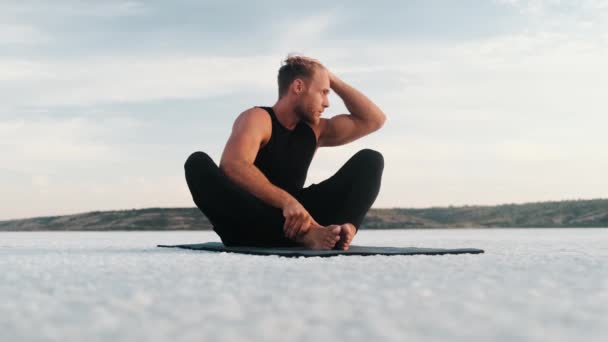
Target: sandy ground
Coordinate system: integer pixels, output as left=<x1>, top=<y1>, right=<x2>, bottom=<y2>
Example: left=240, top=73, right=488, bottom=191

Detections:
left=1, top=229, right=607, bottom=342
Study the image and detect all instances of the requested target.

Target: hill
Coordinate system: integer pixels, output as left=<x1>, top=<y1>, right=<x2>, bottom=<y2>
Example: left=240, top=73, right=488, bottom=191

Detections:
left=1, top=199, right=607, bottom=231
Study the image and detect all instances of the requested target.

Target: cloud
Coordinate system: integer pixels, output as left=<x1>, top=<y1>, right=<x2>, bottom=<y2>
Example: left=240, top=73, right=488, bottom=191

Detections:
left=0, top=10, right=346, bottom=113
left=0, top=55, right=281, bottom=110
left=0, top=116, right=131, bottom=164
left=497, top=0, right=608, bottom=30
left=0, top=172, right=190, bottom=221
left=272, top=12, right=341, bottom=52
left=0, top=1, right=146, bottom=19
left=0, top=114, right=193, bottom=220
left=0, top=24, right=50, bottom=45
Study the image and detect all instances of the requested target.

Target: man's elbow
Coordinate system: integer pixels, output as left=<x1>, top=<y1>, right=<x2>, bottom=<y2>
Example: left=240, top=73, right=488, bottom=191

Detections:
left=219, top=160, right=238, bottom=177
left=373, top=113, right=387, bottom=131
left=220, top=160, right=250, bottom=180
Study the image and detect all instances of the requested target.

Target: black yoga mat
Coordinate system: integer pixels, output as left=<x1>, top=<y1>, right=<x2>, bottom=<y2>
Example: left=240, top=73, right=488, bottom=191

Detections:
left=158, top=242, right=484, bottom=257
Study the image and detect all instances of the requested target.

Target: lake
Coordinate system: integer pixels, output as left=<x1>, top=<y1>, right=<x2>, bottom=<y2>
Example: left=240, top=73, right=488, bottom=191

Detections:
left=1, top=229, right=606, bottom=342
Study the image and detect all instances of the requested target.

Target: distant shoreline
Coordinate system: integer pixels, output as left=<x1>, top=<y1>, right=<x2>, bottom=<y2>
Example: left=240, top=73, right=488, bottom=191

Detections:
left=2, top=227, right=607, bottom=232
left=1, top=198, right=607, bottom=231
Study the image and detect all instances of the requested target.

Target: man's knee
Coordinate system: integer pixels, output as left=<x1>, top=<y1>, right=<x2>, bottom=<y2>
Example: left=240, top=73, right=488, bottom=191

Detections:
left=184, top=151, right=214, bottom=172
left=353, top=149, right=384, bottom=173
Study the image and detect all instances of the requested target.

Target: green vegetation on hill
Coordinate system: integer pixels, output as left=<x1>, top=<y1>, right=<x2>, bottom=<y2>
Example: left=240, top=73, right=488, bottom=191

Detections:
left=361, top=198, right=608, bottom=228
left=1, top=199, right=607, bottom=231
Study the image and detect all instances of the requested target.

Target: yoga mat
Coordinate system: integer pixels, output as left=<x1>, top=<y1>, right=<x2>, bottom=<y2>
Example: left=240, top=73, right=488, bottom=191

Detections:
left=158, top=242, right=484, bottom=257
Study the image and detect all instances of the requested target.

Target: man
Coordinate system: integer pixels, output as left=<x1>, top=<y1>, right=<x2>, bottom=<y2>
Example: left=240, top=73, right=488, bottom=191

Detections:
left=184, top=55, right=386, bottom=250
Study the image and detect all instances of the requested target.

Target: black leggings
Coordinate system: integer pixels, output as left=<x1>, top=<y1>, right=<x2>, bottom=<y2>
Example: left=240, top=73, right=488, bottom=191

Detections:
left=184, top=149, right=384, bottom=247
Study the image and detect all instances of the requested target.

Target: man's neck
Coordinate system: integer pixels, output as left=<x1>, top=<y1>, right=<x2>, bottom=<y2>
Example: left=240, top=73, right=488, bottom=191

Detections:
left=272, top=100, right=300, bottom=130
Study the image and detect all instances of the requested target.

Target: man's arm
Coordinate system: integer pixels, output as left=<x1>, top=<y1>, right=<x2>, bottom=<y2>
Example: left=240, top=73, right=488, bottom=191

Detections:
left=219, top=108, right=293, bottom=209
left=318, top=72, right=387, bottom=147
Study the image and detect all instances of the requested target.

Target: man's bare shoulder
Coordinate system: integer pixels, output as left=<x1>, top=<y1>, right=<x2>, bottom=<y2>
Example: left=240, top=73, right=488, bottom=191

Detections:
left=232, top=107, right=271, bottom=127
left=231, top=106, right=272, bottom=144
left=236, top=106, right=270, bottom=121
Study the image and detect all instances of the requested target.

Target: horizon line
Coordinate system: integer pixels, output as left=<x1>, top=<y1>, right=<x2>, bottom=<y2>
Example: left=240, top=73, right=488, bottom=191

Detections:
left=2, top=197, right=606, bottom=223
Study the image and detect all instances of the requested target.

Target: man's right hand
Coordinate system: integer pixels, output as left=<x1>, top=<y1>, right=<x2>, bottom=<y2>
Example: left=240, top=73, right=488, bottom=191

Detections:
left=282, top=199, right=320, bottom=239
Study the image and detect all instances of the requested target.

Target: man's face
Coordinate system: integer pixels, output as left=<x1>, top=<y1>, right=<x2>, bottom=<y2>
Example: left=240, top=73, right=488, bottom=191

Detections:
left=295, top=67, right=330, bottom=126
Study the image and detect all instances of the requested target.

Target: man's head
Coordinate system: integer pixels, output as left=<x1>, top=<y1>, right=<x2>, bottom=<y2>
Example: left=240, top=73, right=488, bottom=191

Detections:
left=277, top=55, right=330, bottom=125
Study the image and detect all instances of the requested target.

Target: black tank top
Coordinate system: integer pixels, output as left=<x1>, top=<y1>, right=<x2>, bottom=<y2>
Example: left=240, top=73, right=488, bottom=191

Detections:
left=253, top=106, right=317, bottom=196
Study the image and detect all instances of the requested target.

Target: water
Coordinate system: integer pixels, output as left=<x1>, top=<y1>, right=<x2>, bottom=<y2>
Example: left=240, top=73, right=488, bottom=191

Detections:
left=1, top=229, right=607, bottom=342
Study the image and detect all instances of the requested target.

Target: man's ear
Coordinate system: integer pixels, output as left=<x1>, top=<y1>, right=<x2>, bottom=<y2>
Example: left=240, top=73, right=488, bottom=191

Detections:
left=293, top=79, right=305, bottom=94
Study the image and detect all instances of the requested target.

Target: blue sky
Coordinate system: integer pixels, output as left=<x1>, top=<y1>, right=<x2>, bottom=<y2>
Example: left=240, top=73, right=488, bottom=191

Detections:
left=1, top=0, right=607, bottom=220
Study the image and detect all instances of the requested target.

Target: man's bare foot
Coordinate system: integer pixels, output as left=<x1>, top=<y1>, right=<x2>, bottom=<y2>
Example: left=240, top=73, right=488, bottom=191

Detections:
left=295, top=225, right=341, bottom=250
left=336, top=223, right=356, bottom=250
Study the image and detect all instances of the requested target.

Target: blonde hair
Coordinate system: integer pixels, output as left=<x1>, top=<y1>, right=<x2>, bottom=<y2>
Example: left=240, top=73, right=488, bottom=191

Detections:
left=277, top=53, right=325, bottom=98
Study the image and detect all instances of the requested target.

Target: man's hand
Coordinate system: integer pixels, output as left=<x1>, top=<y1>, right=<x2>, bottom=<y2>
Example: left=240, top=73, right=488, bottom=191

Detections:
left=327, top=70, right=338, bottom=87
left=282, top=198, right=320, bottom=239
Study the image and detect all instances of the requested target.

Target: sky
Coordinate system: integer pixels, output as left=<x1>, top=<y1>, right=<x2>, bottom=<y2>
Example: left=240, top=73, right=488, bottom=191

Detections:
left=1, top=0, right=607, bottom=220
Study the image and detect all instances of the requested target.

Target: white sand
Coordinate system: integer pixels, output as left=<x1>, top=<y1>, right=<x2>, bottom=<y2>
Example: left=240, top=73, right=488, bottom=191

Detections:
left=1, top=229, right=606, bottom=342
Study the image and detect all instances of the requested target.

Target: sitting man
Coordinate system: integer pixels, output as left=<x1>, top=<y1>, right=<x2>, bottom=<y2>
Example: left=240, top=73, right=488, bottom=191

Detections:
left=184, top=55, right=386, bottom=250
